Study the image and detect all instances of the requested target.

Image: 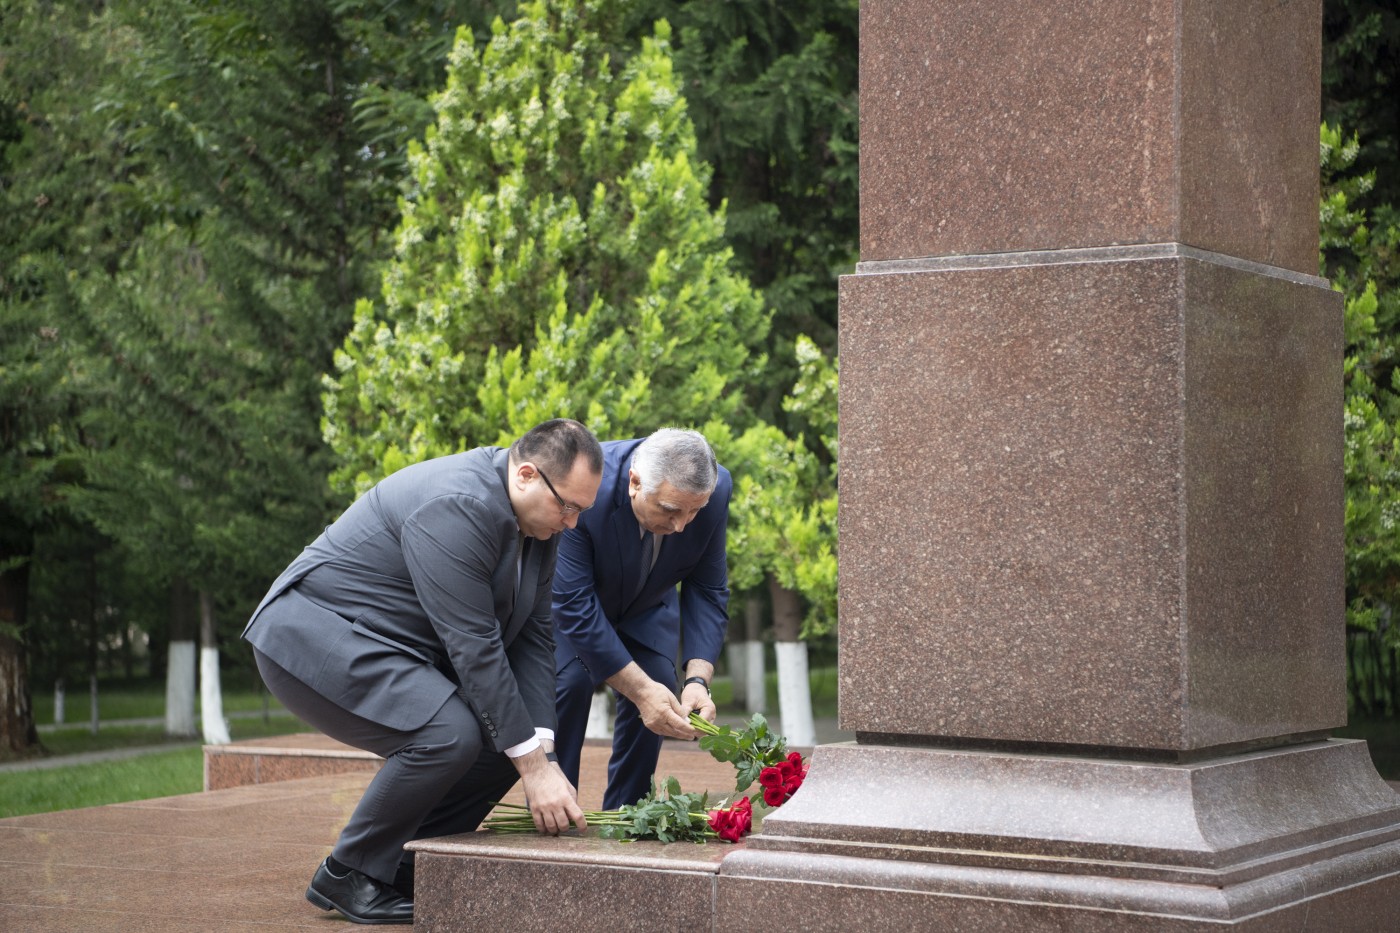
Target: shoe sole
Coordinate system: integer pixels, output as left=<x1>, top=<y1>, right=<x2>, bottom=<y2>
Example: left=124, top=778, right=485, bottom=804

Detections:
left=305, top=885, right=411, bottom=925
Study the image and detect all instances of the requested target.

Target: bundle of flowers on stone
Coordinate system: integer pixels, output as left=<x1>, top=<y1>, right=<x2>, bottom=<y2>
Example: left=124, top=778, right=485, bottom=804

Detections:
left=483, top=712, right=806, bottom=845
left=705, top=794, right=752, bottom=842
left=756, top=750, right=808, bottom=807
left=482, top=776, right=719, bottom=843
left=687, top=711, right=809, bottom=809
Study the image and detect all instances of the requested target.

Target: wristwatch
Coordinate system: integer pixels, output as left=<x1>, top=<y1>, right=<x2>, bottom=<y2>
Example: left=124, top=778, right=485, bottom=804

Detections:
left=683, top=676, right=710, bottom=694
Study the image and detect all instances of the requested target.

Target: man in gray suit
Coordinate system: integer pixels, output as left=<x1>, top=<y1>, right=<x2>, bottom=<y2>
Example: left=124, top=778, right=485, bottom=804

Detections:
left=243, top=419, right=603, bottom=925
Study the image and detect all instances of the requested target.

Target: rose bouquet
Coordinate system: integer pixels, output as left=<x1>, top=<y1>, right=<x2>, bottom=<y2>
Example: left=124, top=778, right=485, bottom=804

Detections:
left=482, top=776, right=720, bottom=843
left=483, top=712, right=807, bottom=844
left=687, top=711, right=809, bottom=808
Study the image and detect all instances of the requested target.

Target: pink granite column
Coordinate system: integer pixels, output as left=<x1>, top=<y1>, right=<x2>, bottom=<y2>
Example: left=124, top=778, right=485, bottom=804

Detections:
left=718, top=1, right=1400, bottom=928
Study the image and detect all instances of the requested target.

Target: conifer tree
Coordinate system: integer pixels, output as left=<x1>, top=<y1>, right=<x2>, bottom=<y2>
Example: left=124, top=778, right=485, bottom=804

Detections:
left=1321, top=123, right=1400, bottom=714
left=324, top=0, right=768, bottom=493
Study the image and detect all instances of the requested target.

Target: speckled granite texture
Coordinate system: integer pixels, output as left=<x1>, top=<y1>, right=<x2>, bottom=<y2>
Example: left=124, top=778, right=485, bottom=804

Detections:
left=838, top=247, right=1344, bottom=753
left=203, top=732, right=382, bottom=790
left=858, top=0, right=1320, bottom=273
left=709, top=0, right=1400, bottom=928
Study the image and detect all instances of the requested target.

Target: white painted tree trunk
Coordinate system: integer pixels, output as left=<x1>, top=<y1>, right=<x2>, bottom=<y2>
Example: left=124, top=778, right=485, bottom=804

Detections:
left=775, top=640, right=815, bottom=747
left=584, top=688, right=613, bottom=739
left=725, top=641, right=747, bottom=706
left=744, top=641, right=766, bottom=714
left=200, top=645, right=231, bottom=745
left=199, top=591, right=230, bottom=745
left=53, top=679, right=64, bottom=725
left=165, top=640, right=198, bottom=737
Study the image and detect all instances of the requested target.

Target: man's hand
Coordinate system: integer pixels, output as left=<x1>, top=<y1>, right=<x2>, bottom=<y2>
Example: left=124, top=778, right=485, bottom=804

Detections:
left=635, top=680, right=697, bottom=738
left=512, top=748, right=587, bottom=835
left=606, top=662, right=697, bottom=739
left=680, top=659, right=717, bottom=724
left=681, top=680, right=717, bottom=723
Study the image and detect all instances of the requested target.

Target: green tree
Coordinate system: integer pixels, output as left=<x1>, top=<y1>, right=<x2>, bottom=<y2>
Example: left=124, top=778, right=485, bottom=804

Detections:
left=0, top=0, right=131, bottom=756
left=1320, top=123, right=1400, bottom=715
left=326, top=0, right=768, bottom=492
left=1324, top=1, right=1400, bottom=208
left=2, top=0, right=506, bottom=753
left=628, top=1, right=859, bottom=418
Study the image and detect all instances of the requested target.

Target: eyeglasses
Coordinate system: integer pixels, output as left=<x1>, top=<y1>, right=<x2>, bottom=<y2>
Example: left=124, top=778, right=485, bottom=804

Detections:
left=536, top=467, right=588, bottom=516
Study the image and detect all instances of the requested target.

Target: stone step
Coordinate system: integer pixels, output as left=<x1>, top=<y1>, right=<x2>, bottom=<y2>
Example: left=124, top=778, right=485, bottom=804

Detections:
left=203, top=732, right=381, bottom=791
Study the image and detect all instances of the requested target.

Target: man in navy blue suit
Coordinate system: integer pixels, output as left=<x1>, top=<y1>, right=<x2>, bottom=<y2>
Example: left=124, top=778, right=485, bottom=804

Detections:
left=551, top=428, right=731, bottom=809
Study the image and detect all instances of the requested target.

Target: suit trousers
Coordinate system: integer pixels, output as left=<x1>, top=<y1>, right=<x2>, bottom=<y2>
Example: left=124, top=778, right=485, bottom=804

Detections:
left=254, top=649, right=520, bottom=884
left=554, top=634, right=676, bottom=810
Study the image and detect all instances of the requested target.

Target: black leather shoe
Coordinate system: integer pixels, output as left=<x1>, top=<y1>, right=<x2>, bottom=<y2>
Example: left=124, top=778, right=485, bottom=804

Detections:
left=306, top=858, right=414, bottom=925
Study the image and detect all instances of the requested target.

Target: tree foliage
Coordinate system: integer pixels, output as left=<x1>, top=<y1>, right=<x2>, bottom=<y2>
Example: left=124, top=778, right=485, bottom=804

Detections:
left=1324, top=1, right=1400, bottom=208
left=1320, top=123, right=1400, bottom=714
left=324, top=0, right=768, bottom=494
left=1, top=1, right=509, bottom=743
left=629, top=1, right=859, bottom=419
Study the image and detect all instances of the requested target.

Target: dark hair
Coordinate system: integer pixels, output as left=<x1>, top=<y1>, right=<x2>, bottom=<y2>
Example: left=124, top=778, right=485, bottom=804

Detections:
left=509, top=419, right=603, bottom=477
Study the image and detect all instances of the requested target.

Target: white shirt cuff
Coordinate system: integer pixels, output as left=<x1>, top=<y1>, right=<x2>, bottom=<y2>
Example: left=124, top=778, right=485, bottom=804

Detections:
left=503, top=736, right=541, bottom=758
left=503, top=728, right=555, bottom=759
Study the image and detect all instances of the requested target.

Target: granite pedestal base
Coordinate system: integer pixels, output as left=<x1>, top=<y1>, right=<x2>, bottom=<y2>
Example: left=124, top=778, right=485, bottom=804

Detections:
left=721, top=739, right=1400, bottom=930
left=405, top=832, right=726, bottom=933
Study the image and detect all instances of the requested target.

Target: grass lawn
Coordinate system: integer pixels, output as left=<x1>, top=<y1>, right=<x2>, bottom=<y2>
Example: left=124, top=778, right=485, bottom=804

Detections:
left=0, top=713, right=309, bottom=819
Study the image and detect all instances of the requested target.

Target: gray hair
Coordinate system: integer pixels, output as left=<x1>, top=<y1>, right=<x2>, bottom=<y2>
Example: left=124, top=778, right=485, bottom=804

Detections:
left=631, top=428, right=718, bottom=496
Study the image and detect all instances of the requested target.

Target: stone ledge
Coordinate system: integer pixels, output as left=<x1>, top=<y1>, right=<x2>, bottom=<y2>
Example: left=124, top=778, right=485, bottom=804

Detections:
left=407, top=831, right=734, bottom=932
left=203, top=732, right=382, bottom=791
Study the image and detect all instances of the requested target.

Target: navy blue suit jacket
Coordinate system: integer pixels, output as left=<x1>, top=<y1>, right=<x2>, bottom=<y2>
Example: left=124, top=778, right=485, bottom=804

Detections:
left=551, top=439, right=730, bottom=678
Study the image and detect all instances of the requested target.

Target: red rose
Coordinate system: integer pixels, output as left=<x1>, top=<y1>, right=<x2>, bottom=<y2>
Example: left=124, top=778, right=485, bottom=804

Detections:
left=734, top=804, right=753, bottom=837
left=787, top=752, right=804, bottom=768
left=763, top=786, right=788, bottom=807
left=758, top=766, right=783, bottom=788
left=777, top=759, right=797, bottom=779
left=708, top=803, right=752, bottom=842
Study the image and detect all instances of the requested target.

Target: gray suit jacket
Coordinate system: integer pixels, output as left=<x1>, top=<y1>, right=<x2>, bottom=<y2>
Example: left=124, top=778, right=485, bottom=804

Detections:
left=241, top=447, right=557, bottom=753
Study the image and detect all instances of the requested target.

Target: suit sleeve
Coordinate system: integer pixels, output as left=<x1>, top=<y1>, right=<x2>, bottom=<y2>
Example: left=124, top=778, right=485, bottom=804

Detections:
left=400, top=494, right=537, bottom=753
left=678, top=476, right=731, bottom=665
left=551, top=521, right=636, bottom=680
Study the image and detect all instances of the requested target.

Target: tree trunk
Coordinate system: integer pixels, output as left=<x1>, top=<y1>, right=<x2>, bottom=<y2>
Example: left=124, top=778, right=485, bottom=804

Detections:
left=585, top=688, right=612, bottom=739
left=725, top=639, right=747, bottom=706
left=743, top=595, right=766, bottom=714
left=86, top=548, right=99, bottom=735
left=165, top=579, right=197, bottom=738
left=726, top=594, right=765, bottom=707
left=199, top=589, right=230, bottom=745
left=768, top=576, right=815, bottom=747
left=0, top=560, right=38, bottom=758
left=0, top=512, right=38, bottom=758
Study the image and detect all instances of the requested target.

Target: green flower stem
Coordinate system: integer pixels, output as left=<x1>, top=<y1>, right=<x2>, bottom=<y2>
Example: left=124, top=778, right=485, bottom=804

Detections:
left=688, top=711, right=722, bottom=735
left=482, top=799, right=718, bottom=840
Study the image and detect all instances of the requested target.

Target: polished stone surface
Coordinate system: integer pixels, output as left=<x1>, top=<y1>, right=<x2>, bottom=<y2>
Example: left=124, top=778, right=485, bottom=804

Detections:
left=751, top=741, right=1400, bottom=882
left=412, top=834, right=726, bottom=933
left=0, top=736, right=739, bottom=932
left=858, top=0, right=1321, bottom=273
left=838, top=248, right=1343, bottom=753
left=717, top=853, right=1400, bottom=932
left=204, top=731, right=382, bottom=790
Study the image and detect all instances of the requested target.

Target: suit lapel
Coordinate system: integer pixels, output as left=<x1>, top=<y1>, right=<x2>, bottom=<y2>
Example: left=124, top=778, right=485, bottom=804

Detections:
left=502, top=536, right=533, bottom=643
